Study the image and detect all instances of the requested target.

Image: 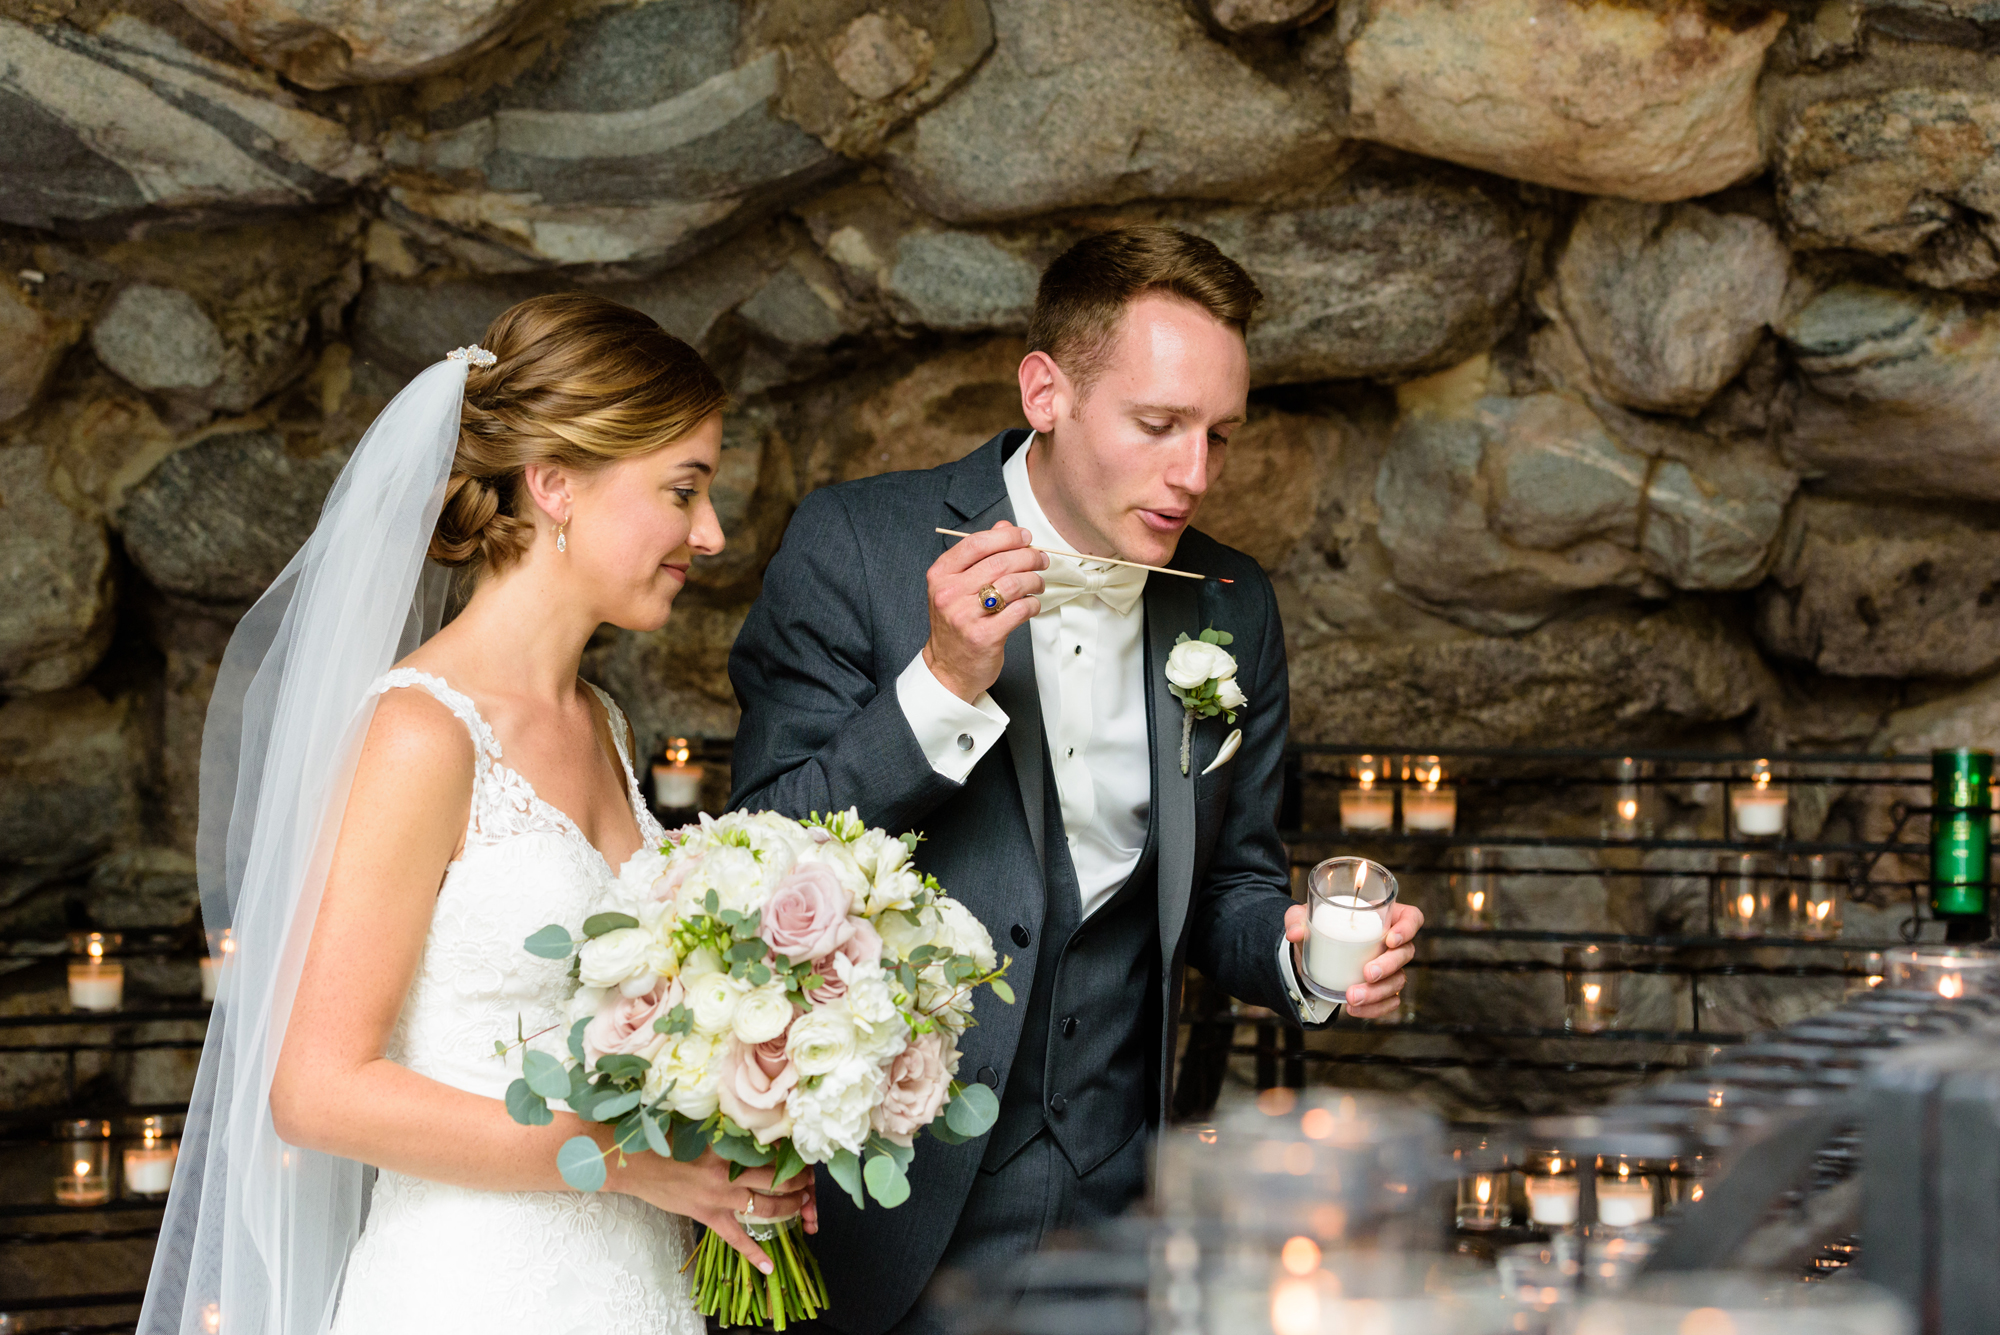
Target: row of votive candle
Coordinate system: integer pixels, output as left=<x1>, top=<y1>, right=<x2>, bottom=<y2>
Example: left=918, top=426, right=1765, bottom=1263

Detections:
left=1714, top=851, right=1844, bottom=939
left=1337, top=755, right=1457, bottom=834
left=650, top=736, right=704, bottom=811
left=1458, top=1153, right=1702, bottom=1231
left=55, top=1116, right=179, bottom=1205
left=1606, top=756, right=1799, bottom=841
left=67, top=928, right=237, bottom=1010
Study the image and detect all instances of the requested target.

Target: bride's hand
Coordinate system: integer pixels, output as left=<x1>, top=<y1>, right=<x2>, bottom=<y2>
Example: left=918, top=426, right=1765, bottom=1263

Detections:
left=606, top=1149, right=815, bottom=1272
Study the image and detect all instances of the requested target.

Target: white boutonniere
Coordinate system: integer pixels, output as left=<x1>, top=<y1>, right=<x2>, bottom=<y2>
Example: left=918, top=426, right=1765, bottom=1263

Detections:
left=1165, top=628, right=1246, bottom=775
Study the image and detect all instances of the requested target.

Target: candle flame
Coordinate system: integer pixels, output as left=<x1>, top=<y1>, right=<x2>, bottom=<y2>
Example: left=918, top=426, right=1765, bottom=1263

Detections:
left=1475, top=1175, right=1492, bottom=1204
left=1867, top=975, right=1883, bottom=988
left=220, top=931, right=236, bottom=956
left=1358, top=769, right=1375, bottom=787
left=1280, top=1235, right=1321, bottom=1276
left=1691, top=1184, right=1704, bottom=1202
left=1197, top=1127, right=1218, bottom=1145
left=1812, top=901, right=1831, bottom=921
left=88, top=939, right=103, bottom=960
left=1582, top=982, right=1601, bottom=1004
left=1468, top=891, right=1485, bottom=913
left=1708, top=1089, right=1725, bottom=1108
left=1618, top=797, right=1639, bottom=821
left=203, top=1302, right=222, bottom=1335
left=1941, top=973, right=1965, bottom=999
left=1737, top=893, right=1757, bottom=921
left=1548, top=1156, right=1562, bottom=1174
left=1617, top=1162, right=1630, bottom=1179
left=73, top=1159, right=92, bottom=1176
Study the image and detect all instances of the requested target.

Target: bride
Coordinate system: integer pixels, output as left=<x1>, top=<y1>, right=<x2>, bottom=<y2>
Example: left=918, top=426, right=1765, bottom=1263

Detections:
left=139, top=294, right=810, bottom=1335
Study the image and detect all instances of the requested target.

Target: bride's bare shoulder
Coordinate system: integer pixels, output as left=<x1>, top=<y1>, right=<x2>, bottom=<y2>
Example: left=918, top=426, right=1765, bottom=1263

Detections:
left=360, top=681, right=476, bottom=784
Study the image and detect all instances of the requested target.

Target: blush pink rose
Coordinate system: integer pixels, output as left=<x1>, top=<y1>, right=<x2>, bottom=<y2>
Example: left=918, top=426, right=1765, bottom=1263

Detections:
left=759, top=862, right=856, bottom=964
left=716, top=1035, right=797, bottom=1144
left=871, top=1029, right=952, bottom=1147
left=806, top=918, right=882, bottom=1005
left=583, top=977, right=682, bottom=1067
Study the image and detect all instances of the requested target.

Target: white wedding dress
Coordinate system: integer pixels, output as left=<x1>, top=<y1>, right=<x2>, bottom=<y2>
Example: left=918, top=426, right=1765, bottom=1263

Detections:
left=327, top=669, right=701, bottom=1335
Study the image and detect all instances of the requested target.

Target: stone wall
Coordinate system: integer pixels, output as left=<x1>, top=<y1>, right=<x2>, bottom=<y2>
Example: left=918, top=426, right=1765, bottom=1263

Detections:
left=5, top=0, right=2000, bottom=1036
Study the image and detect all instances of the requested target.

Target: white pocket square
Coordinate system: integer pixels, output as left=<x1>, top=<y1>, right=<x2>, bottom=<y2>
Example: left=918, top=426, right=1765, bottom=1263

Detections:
left=1200, top=728, right=1242, bottom=777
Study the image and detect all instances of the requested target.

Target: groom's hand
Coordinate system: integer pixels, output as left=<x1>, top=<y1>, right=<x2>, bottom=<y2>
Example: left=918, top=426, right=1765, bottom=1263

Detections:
left=924, top=521, right=1047, bottom=702
left=1284, top=901, right=1423, bottom=1020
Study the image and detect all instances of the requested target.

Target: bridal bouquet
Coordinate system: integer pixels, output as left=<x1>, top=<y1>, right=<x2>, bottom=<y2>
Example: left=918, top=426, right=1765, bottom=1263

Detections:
left=500, top=808, right=1013, bottom=1329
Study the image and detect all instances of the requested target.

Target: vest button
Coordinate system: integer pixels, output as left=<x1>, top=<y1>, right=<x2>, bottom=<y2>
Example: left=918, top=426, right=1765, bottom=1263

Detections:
left=1048, top=1093, right=1068, bottom=1115
left=1011, top=924, right=1031, bottom=948
left=1061, top=1016, right=1077, bottom=1038
left=975, top=1066, right=999, bottom=1088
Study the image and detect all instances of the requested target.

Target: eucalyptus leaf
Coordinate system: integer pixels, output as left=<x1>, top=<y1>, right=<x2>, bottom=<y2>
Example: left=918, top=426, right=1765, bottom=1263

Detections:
left=556, top=1136, right=608, bottom=1192
left=826, top=1149, right=866, bottom=1210
left=523, top=924, right=575, bottom=959
left=641, top=1108, right=671, bottom=1158
left=713, top=1133, right=776, bottom=1169
left=945, top=1081, right=1000, bottom=1137
left=504, top=1078, right=553, bottom=1127
left=868, top=1134, right=914, bottom=1170
left=595, top=1089, right=642, bottom=1120
left=863, top=1151, right=911, bottom=1208
left=568, top=1017, right=591, bottom=1063
left=989, top=979, right=1016, bottom=1005
left=772, top=1140, right=807, bottom=1190
left=595, top=1054, right=651, bottom=1081
left=522, top=1049, right=572, bottom=1101
left=668, top=1115, right=709, bottom=1164
left=582, top=912, right=639, bottom=938
left=928, top=1118, right=970, bottom=1146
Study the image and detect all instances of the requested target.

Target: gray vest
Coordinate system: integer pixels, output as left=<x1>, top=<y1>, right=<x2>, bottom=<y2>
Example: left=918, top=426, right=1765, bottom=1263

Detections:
left=983, top=758, right=1162, bottom=1176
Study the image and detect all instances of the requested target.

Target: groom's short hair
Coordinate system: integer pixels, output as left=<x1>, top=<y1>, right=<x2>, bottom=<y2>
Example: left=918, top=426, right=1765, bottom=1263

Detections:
left=1027, top=225, right=1261, bottom=395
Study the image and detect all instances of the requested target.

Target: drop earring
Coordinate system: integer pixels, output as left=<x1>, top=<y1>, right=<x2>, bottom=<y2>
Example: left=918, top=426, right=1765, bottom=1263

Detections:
left=556, top=517, right=568, bottom=553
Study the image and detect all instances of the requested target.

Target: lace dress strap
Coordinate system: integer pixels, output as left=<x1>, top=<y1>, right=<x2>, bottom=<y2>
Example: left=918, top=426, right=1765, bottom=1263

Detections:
left=584, top=681, right=663, bottom=840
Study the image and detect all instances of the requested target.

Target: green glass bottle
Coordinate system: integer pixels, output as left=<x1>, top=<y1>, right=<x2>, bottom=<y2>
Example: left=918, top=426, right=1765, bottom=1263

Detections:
left=1931, top=748, right=1993, bottom=922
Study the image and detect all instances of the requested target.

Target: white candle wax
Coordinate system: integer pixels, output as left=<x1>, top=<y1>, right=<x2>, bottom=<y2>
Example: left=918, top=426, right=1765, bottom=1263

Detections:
left=1731, top=791, right=1786, bottom=837
left=1526, top=1177, right=1579, bottom=1226
left=1596, top=1179, right=1654, bottom=1227
left=68, top=962, right=123, bottom=1011
left=651, top=764, right=703, bottom=809
left=1403, top=788, right=1456, bottom=832
left=200, top=956, right=220, bottom=1002
left=1339, top=788, right=1394, bottom=831
left=124, top=1145, right=177, bottom=1195
left=1305, top=896, right=1386, bottom=993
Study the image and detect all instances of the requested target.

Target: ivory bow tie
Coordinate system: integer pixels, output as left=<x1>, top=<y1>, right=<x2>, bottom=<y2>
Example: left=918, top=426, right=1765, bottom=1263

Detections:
left=1036, top=555, right=1149, bottom=615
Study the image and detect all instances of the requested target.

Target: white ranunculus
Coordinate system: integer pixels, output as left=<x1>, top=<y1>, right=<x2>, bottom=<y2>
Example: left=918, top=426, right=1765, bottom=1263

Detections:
left=1165, top=639, right=1237, bottom=690
left=578, top=927, right=654, bottom=989
left=732, top=982, right=795, bottom=1045
left=787, top=1004, right=859, bottom=1077
left=648, top=1030, right=724, bottom=1119
left=688, top=970, right=749, bottom=1034
left=786, top=1056, right=879, bottom=1163
left=932, top=898, right=998, bottom=972
left=877, top=906, right=938, bottom=962
left=1215, top=676, right=1248, bottom=711
left=616, top=846, right=670, bottom=909
left=675, top=844, right=769, bottom=919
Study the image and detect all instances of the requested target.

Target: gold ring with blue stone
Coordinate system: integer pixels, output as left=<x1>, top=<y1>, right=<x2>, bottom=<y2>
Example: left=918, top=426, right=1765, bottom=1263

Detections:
left=978, top=583, right=1005, bottom=613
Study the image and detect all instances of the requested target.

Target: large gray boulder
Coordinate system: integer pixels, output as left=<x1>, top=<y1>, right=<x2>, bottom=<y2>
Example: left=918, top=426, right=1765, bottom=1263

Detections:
left=1757, top=496, right=2000, bottom=679
left=1185, top=172, right=1526, bottom=386
left=381, top=0, right=840, bottom=272
left=1374, top=358, right=1796, bottom=632
left=118, top=429, right=348, bottom=605
left=1539, top=200, right=1789, bottom=416
left=173, top=0, right=535, bottom=89
left=0, top=689, right=135, bottom=871
left=1341, top=0, right=1784, bottom=202
left=1778, top=282, right=2000, bottom=501
left=878, top=0, right=1345, bottom=222
left=0, top=443, right=114, bottom=693
left=0, top=12, right=375, bottom=232
left=1778, top=85, right=2000, bottom=291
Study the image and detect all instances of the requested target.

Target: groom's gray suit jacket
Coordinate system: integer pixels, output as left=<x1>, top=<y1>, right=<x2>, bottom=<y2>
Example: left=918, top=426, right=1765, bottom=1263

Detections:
left=728, top=429, right=1318, bottom=1333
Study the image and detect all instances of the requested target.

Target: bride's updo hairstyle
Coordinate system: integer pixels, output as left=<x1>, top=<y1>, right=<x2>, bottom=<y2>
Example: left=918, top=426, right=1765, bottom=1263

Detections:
left=428, top=292, right=727, bottom=573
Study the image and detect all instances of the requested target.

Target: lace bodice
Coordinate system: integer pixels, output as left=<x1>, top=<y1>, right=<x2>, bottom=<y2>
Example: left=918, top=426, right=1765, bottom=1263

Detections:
left=329, top=669, right=698, bottom=1335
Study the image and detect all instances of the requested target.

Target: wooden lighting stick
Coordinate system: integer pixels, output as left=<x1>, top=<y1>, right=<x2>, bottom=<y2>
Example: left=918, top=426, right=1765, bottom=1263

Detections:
left=934, top=528, right=1228, bottom=582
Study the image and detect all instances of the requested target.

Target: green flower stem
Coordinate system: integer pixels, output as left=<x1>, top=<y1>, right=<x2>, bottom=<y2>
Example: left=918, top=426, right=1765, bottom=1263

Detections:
left=1179, top=706, right=1193, bottom=776
left=695, top=1218, right=827, bottom=1328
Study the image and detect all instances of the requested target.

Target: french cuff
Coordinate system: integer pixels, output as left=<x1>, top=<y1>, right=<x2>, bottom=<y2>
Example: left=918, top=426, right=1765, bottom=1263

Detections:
left=896, top=651, right=1008, bottom=784
left=1279, top=936, right=1340, bottom=1025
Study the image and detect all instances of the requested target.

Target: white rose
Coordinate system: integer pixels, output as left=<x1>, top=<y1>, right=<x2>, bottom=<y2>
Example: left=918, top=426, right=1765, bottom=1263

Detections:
left=688, top=970, right=749, bottom=1034
left=1165, top=639, right=1237, bottom=690
left=616, top=847, right=670, bottom=909
left=933, top=898, right=998, bottom=972
left=647, top=1030, right=724, bottom=1119
left=732, top=982, right=795, bottom=1045
left=786, top=1056, right=879, bottom=1163
left=676, top=844, right=769, bottom=919
left=787, top=1004, right=858, bottom=1077
left=1215, top=676, right=1248, bottom=711
left=578, top=927, right=654, bottom=989
left=877, top=907, right=937, bottom=962
left=861, top=866, right=924, bottom=917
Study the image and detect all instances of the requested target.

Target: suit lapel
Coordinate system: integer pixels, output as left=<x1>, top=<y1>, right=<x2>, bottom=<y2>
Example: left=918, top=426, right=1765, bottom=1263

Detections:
left=1145, top=567, right=1200, bottom=966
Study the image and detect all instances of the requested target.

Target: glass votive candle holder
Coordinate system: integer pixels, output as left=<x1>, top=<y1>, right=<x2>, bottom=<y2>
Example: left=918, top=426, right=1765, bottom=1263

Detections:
left=201, top=927, right=234, bottom=1003
left=122, top=1114, right=181, bottom=1199
left=1523, top=1152, right=1581, bottom=1229
left=650, top=736, right=704, bottom=815
left=1730, top=758, right=1789, bottom=840
left=1884, top=945, right=2000, bottom=1000
left=67, top=931, right=124, bottom=1011
left=1602, top=756, right=1654, bottom=840
left=1714, top=851, right=1783, bottom=938
left=1563, top=944, right=1620, bottom=1033
left=1455, top=1169, right=1507, bottom=1231
left=55, top=1118, right=113, bottom=1206
left=1792, top=852, right=1843, bottom=940
left=1338, top=755, right=1395, bottom=832
left=1299, top=858, right=1398, bottom=1002
left=1400, top=755, right=1456, bottom=834
left=1449, top=846, right=1498, bottom=930
left=1846, top=949, right=1886, bottom=995
left=1594, top=1155, right=1662, bottom=1229
left=1663, top=1154, right=1707, bottom=1211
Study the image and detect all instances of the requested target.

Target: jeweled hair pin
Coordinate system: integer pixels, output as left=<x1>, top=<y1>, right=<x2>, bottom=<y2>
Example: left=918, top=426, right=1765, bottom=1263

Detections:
left=446, top=345, right=497, bottom=367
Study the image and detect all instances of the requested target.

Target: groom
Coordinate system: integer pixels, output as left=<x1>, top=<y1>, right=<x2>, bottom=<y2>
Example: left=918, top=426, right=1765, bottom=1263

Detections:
left=728, top=225, right=1422, bottom=1334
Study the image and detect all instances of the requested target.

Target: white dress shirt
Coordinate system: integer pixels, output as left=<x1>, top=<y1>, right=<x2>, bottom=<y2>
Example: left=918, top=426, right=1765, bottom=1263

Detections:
left=897, top=437, right=1335, bottom=1014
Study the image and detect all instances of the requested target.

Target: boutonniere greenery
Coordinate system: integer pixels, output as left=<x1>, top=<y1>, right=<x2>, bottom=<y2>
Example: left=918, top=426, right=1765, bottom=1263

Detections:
left=1165, top=628, right=1246, bottom=775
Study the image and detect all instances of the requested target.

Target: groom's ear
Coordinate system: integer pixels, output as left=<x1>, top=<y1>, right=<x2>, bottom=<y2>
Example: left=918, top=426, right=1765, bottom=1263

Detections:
left=1018, top=350, right=1068, bottom=435
left=522, top=463, right=573, bottom=524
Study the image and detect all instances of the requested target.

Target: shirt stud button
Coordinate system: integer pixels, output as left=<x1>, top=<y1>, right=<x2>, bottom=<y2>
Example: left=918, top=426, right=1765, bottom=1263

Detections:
left=957, top=733, right=974, bottom=751
left=1049, top=1093, right=1068, bottom=1115
left=1011, top=923, right=1031, bottom=948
